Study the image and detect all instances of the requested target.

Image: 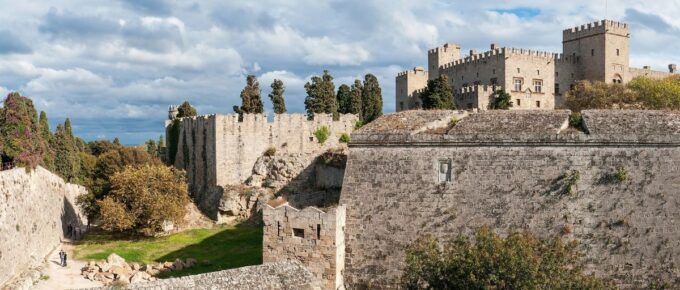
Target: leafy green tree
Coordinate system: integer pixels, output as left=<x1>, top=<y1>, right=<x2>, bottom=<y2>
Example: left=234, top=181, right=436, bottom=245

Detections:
left=336, top=84, right=353, bottom=114
left=361, top=74, right=383, bottom=123
left=235, top=75, right=264, bottom=114
left=88, top=140, right=121, bottom=156
left=420, top=75, right=455, bottom=110
left=98, top=164, right=190, bottom=236
left=402, top=227, right=612, bottom=290
left=349, top=80, right=363, bottom=117
left=145, top=139, right=158, bottom=157
left=177, top=101, right=198, bottom=118
left=627, top=76, right=680, bottom=109
left=490, top=90, right=514, bottom=110
left=564, top=80, right=634, bottom=112
left=52, top=120, right=80, bottom=182
left=304, top=70, right=337, bottom=119
left=0, top=92, right=49, bottom=169
left=269, top=79, right=287, bottom=114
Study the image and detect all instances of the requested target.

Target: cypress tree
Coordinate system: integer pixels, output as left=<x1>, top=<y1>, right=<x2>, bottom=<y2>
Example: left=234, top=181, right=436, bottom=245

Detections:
left=304, top=70, right=337, bottom=119
left=269, top=79, right=287, bottom=114
left=349, top=80, right=363, bottom=117
left=52, top=121, right=80, bottom=182
left=336, top=84, right=352, bottom=114
left=237, top=75, right=264, bottom=114
left=361, top=74, right=383, bottom=123
left=0, top=92, right=49, bottom=168
left=420, top=75, right=455, bottom=110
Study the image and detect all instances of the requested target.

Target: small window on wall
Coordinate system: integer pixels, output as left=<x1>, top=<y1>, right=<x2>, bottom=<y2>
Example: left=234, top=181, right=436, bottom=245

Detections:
left=591, top=49, right=595, bottom=56
left=293, top=228, right=304, bottom=238
left=513, top=78, right=523, bottom=92
left=516, top=99, right=521, bottom=106
left=555, top=83, right=560, bottom=95
left=533, top=80, right=543, bottom=93
left=616, top=49, right=620, bottom=56
left=438, top=159, right=452, bottom=183
left=536, top=101, right=541, bottom=108
left=400, top=101, right=404, bottom=111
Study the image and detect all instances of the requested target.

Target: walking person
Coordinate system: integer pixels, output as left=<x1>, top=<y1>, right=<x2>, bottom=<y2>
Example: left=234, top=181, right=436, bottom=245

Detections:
left=63, top=252, right=68, bottom=267
left=58, top=249, right=65, bottom=267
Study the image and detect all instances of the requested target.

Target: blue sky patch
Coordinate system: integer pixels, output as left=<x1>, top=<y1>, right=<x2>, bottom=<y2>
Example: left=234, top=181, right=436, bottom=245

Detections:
left=492, top=7, right=541, bottom=18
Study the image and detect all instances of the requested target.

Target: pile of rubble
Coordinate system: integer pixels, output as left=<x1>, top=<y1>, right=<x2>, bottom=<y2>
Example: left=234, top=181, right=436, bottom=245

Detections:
left=80, top=253, right=197, bottom=285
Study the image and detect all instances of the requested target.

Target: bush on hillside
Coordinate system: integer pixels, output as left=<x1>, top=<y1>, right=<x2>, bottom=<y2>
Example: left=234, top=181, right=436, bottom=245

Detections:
left=402, top=227, right=611, bottom=290
left=98, top=164, right=190, bottom=236
left=564, top=76, right=680, bottom=112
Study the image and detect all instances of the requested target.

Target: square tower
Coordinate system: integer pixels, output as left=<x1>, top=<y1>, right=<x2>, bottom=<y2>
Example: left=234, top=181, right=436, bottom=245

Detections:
left=562, top=20, right=630, bottom=84
left=395, top=67, right=427, bottom=111
left=428, top=43, right=461, bottom=80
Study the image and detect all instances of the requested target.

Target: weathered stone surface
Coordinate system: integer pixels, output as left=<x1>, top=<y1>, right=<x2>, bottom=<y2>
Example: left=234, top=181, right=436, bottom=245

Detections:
left=340, top=110, right=680, bottom=289
left=106, top=253, right=126, bottom=267
left=81, top=261, right=321, bottom=290
left=130, top=271, right=151, bottom=284
left=0, top=167, right=88, bottom=287
left=263, top=203, right=346, bottom=290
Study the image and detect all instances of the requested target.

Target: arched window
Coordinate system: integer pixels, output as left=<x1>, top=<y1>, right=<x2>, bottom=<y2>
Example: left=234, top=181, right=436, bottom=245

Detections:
left=612, top=74, right=623, bottom=84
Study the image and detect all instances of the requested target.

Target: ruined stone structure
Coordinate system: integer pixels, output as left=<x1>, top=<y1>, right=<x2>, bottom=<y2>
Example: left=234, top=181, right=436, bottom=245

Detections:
left=396, top=20, right=678, bottom=111
left=339, top=109, right=680, bottom=288
left=85, top=260, right=322, bottom=290
left=165, top=112, right=357, bottom=219
left=263, top=200, right=346, bottom=290
left=0, top=167, right=88, bottom=288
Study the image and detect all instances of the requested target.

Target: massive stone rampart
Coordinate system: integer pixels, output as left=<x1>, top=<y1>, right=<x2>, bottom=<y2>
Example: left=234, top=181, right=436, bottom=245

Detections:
left=166, top=113, right=357, bottom=218
left=0, top=167, right=88, bottom=287
left=340, top=110, right=680, bottom=289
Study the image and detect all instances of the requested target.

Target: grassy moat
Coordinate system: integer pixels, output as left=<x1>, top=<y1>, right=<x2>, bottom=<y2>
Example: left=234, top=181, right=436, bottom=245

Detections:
left=73, top=224, right=262, bottom=278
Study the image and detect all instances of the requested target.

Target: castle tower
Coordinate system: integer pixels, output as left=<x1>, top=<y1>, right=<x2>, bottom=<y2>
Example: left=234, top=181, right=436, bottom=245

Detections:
left=168, top=105, right=179, bottom=120
left=562, top=20, right=630, bottom=84
left=428, top=43, right=461, bottom=80
left=395, top=66, right=428, bottom=111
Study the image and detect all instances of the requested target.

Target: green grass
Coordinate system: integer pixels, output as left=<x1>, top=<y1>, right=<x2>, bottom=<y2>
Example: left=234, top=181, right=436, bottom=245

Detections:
left=73, top=224, right=262, bottom=278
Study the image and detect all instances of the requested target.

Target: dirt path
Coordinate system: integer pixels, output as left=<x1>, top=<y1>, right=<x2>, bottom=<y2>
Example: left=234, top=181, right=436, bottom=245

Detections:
left=32, top=243, right=102, bottom=290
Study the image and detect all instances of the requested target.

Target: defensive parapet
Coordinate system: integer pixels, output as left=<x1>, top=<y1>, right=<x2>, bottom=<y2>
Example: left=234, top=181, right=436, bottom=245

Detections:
left=563, top=20, right=629, bottom=42
left=263, top=199, right=346, bottom=290
left=396, top=66, right=427, bottom=78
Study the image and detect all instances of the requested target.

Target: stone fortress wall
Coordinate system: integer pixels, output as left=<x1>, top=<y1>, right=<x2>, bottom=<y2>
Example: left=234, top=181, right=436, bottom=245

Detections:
left=397, top=19, right=677, bottom=112
left=263, top=201, right=346, bottom=290
left=339, top=110, right=680, bottom=289
left=166, top=112, right=358, bottom=217
left=0, top=167, right=88, bottom=287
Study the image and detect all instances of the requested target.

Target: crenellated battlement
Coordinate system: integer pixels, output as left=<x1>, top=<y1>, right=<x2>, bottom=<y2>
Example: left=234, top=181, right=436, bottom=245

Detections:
left=397, top=66, right=427, bottom=78
left=456, top=84, right=500, bottom=94
left=563, top=19, right=629, bottom=42
left=438, top=47, right=558, bottom=70
left=428, top=43, right=461, bottom=55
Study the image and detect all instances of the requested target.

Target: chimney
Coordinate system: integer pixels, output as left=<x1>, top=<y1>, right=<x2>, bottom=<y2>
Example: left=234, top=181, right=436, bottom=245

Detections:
left=669, top=64, right=677, bottom=74
left=643, top=65, right=651, bottom=70
left=490, top=43, right=497, bottom=50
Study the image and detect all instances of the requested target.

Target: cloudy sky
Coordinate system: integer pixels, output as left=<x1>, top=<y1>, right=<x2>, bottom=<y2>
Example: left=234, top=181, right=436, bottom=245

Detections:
left=0, top=0, right=678, bottom=144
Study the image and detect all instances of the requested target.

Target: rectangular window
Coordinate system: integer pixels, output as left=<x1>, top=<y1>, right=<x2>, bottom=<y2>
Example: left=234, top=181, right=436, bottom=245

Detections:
left=591, top=49, right=594, bottom=56
left=293, top=228, right=304, bottom=238
left=533, top=80, right=543, bottom=93
left=555, top=83, right=560, bottom=95
left=517, top=68, right=521, bottom=73
left=513, top=78, right=523, bottom=92
left=277, top=221, right=281, bottom=236
left=537, top=70, right=540, bottom=75
left=317, top=224, right=321, bottom=239
left=555, top=71, right=559, bottom=77
left=616, top=49, right=620, bottom=56
left=490, top=78, right=498, bottom=85
left=493, top=69, right=496, bottom=75
left=536, top=101, right=541, bottom=108
left=516, top=99, right=521, bottom=106
left=438, top=160, right=452, bottom=183
left=400, top=101, right=404, bottom=111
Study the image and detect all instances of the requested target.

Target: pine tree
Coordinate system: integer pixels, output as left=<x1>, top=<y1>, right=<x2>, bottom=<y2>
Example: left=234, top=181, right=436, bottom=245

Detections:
left=349, top=80, right=363, bottom=118
left=236, top=75, right=263, bottom=114
left=420, top=75, right=455, bottom=110
left=304, top=70, right=337, bottom=119
left=336, top=84, right=352, bottom=114
left=269, top=79, right=287, bottom=114
left=39, top=111, right=52, bottom=143
left=361, top=74, right=383, bottom=123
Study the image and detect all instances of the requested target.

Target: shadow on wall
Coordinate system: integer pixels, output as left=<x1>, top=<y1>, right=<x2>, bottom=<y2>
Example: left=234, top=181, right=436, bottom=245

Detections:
left=154, top=224, right=263, bottom=278
left=274, top=154, right=346, bottom=209
left=61, top=196, right=85, bottom=240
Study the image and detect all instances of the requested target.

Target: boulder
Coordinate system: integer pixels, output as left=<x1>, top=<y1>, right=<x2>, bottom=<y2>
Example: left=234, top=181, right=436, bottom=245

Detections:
left=85, top=272, right=96, bottom=281
left=116, top=274, right=130, bottom=284
left=130, top=271, right=151, bottom=284
left=106, top=253, right=126, bottom=267
left=163, top=261, right=174, bottom=270
left=130, top=262, right=141, bottom=271
left=173, top=259, right=184, bottom=271
left=110, top=265, right=131, bottom=278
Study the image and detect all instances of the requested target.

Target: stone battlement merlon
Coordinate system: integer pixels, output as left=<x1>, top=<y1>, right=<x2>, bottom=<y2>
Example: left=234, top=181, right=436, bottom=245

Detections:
left=439, top=47, right=558, bottom=69
left=456, top=85, right=499, bottom=94
left=427, top=43, right=461, bottom=55
left=563, top=19, right=629, bottom=42
left=397, top=67, right=427, bottom=77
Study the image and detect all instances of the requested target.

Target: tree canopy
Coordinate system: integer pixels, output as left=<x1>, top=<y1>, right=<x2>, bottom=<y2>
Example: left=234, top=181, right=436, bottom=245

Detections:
left=420, top=75, right=455, bottom=110
left=235, top=75, right=264, bottom=115
left=0, top=92, right=49, bottom=168
left=304, top=70, right=337, bottom=119
left=402, top=227, right=611, bottom=290
left=177, top=101, right=198, bottom=118
left=361, top=74, right=383, bottom=123
left=337, top=84, right=352, bottom=114
left=269, top=79, right=287, bottom=114
left=349, top=80, right=363, bottom=117
left=563, top=76, right=680, bottom=112
left=490, top=90, right=514, bottom=110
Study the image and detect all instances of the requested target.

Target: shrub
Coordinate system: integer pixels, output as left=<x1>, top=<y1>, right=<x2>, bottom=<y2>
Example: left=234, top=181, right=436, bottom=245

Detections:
left=489, top=90, right=513, bottom=110
left=402, top=227, right=611, bottom=290
left=264, top=147, right=276, bottom=157
left=565, top=170, right=580, bottom=195
left=339, top=133, right=351, bottom=143
left=98, top=164, right=190, bottom=236
left=263, top=178, right=274, bottom=188
left=615, top=167, right=628, bottom=182
left=354, top=120, right=364, bottom=130
left=569, top=112, right=586, bottom=131
left=314, top=126, right=330, bottom=145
